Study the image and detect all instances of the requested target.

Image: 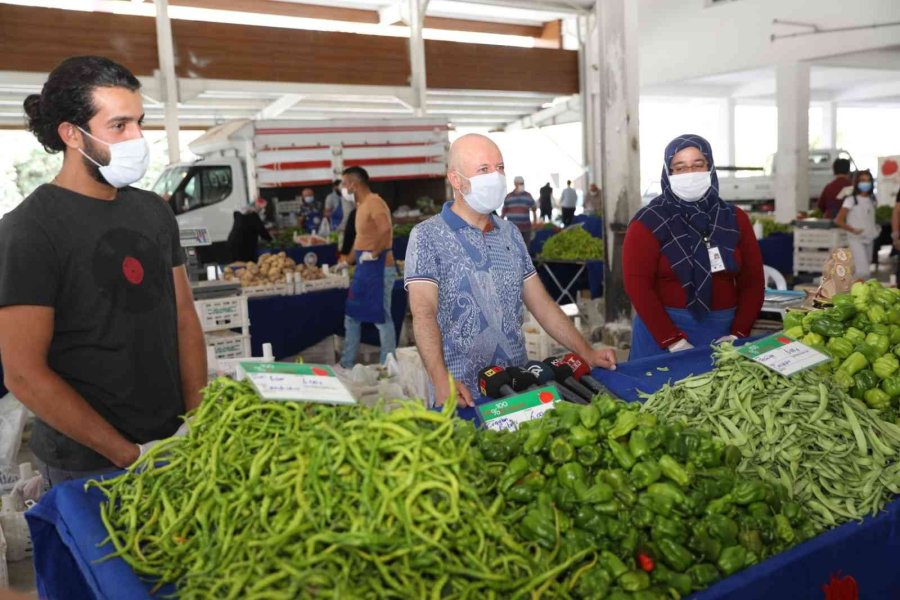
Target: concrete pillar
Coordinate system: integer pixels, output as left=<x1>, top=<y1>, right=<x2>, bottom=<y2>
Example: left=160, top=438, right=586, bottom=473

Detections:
left=774, top=61, right=810, bottom=223
left=822, top=101, right=837, bottom=149
left=720, top=97, right=736, bottom=167
left=154, top=0, right=181, bottom=164
left=408, top=0, right=428, bottom=116
left=594, top=0, right=641, bottom=323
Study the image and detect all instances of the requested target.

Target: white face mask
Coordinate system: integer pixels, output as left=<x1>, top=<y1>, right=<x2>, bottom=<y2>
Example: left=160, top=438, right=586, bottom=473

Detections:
left=78, top=127, right=150, bottom=188
left=458, top=171, right=506, bottom=214
left=668, top=171, right=711, bottom=202
left=341, top=187, right=355, bottom=203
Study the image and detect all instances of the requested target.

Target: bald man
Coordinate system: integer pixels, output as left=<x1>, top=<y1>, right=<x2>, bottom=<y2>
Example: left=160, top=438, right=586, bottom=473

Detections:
left=404, top=134, right=617, bottom=408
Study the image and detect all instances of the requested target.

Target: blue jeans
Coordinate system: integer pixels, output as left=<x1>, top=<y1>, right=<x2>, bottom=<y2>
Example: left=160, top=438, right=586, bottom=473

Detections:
left=341, top=267, right=397, bottom=368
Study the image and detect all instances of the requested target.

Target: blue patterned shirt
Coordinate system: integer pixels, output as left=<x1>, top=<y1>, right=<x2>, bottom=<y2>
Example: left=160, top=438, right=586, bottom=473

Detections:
left=404, top=202, right=536, bottom=399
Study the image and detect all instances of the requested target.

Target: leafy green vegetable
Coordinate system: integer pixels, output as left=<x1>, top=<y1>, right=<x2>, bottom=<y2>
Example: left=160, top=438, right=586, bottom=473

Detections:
left=540, top=226, right=604, bottom=261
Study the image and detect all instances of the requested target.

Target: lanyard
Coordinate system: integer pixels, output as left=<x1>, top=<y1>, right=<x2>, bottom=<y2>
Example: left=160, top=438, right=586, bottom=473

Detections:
left=682, top=218, right=713, bottom=249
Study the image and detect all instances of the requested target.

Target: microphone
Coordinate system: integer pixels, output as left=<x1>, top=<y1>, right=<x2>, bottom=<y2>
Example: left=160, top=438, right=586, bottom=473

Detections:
left=524, top=361, right=589, bottom=405
left=478, top=365, right=516, bottom=398
left=544, top=358, right=595, bottom=402
left=562, top=353, right=612, bottom=396
left=505, top=366, right=539, bottom=392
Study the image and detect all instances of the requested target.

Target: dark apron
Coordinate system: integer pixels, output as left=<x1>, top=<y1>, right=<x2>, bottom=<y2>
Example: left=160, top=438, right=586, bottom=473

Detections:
left=346, top=250, right=386, bottom=323
left=304, top=210, right=323, bottom=234
left=331, top=200, right=344, bottom=230
left=630, top=307, right=735, bottom=360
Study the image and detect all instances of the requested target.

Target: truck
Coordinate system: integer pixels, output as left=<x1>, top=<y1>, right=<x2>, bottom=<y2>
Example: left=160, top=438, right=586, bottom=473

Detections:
left=641, top=148, right=855, bottom=210
left=152, top=118, right=450, bottom=262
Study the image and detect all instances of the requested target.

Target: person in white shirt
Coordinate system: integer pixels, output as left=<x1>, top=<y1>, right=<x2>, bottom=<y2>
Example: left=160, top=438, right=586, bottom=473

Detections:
left=835, top=169, right=878, bottom=278
left=560, top=180, right=578, bottom=226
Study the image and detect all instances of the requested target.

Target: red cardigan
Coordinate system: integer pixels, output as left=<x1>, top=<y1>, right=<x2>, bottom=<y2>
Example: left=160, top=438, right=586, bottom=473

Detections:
left=622, top=207, right=765, bottom=349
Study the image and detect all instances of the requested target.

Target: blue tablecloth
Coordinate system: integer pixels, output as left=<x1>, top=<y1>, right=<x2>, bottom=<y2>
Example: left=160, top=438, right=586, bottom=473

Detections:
left=247, top=280, right=406, bottom=359
left=392, top=235, right=409, bottom=261
left=537, top=260, right=604, bottom=300
left=758, top=233, right=793, bottom=276
left=254, top=243, right=338, bottom=267
left=571, top=214, right=603, bottom=239
left=24, top=344, right=900, bottom=599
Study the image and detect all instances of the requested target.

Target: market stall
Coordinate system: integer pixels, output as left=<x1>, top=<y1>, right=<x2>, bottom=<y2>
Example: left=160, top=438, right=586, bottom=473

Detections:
left=534, top=222, right=605, bottom=302
left=254, top=243, right=337, bottom=268
left=246, top=280, right=406, bottom=359
left=757, top=232, right=793, bottom=277
left=25, top=334, right=900, bottom=599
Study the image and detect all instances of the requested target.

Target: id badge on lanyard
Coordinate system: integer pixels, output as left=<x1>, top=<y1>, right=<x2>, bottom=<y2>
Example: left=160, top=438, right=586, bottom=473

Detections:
left=705, top=236, right=726, bottom=273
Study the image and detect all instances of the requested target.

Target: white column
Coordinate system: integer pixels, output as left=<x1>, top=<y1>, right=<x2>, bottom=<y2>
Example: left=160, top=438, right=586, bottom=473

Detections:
left=155, top=0, right=181, bottom=164
left=577, top=15, right=590, bottom=192
left=774, top=61, right=810, bottom=223
left=822, top=101, right=837, bottom=149
left=408, top=0, right=428, bottom=116
left=594, top=0, right=641, bottom=322
left=720, top=97, right=736, bottom=167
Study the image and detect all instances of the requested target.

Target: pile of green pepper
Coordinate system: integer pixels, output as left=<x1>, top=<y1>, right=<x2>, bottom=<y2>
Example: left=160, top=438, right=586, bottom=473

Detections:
left=784, top=280, right=900, bottom=420
left=478, top=396, right=817, bottom=599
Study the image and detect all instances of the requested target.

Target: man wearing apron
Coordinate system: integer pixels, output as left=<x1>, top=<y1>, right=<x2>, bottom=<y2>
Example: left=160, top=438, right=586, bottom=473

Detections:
left=404, top=134, right=618, bottom=408
left=339, top=166, right=397, bottom=368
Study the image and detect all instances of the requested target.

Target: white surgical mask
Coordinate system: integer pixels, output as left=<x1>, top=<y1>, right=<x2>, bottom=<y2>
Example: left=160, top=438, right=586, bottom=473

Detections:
left=458, top=171, right=506, bottom=214
left=78, top=127, right=149, bottom=188
left=341, top=187, right=355, bottom=203
left=668, top=171, right=711, bottom=202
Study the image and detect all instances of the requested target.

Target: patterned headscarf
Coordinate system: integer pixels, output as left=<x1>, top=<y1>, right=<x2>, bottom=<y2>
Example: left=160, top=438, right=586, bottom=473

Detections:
left=632, top=134, right=739, bottom=318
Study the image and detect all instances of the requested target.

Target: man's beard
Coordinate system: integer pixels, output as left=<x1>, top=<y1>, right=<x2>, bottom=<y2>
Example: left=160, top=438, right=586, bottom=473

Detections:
left=81, top=134, right=113, bottom=187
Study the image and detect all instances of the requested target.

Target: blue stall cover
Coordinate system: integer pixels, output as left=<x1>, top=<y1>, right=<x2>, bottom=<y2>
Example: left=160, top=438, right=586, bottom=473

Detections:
left=758, top=233, right=793, bottom=276
left=537, top=260, right=604, bottom=300
left=392, top=235, right=410, bottom=261
left=25, top=344, right=900, bottom=599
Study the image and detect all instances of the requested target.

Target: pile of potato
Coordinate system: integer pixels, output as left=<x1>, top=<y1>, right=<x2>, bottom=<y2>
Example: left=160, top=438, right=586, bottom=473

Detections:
left=223, top=252, right=303, bottom=287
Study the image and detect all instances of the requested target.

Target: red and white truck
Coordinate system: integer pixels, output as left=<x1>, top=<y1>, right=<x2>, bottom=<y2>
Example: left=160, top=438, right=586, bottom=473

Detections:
left=152, top=118, right=450, bottom=260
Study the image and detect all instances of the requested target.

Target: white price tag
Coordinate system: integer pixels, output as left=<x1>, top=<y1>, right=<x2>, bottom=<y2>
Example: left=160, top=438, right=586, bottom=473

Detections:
left=736, top=333, right=830, bottom=377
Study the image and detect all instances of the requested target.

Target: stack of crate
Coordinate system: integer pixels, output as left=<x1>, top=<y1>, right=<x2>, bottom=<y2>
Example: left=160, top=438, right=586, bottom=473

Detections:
left=523, top=304, right=582, bottom=362
left=793, top=228, right=848, bottom=276
left=195, top=294, right=251, bottom=359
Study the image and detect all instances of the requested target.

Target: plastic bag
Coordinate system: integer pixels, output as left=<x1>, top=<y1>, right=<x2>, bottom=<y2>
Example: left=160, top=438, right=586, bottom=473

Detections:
left=0, top=395, right=28, bottom=495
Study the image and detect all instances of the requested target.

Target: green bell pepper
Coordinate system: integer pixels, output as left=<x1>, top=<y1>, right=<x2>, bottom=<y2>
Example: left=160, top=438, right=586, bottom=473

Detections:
left=801, top=332, right=824, bottom=347
left=731, top=480, right=768, bottom=506
left=687, top=563, right=721, bottom=587
left=717, top=545, right=757, bottom=576
left=705, top=514, right=739, bottom=545
left=554, top=400, right=582, bottom=428
left=851, top=281, right=869, bottom=300
left=637, top=412, right=658, bottom=427
left=866, top=332, right=891, bottom=356
left=608, top=410, right=640, bottom=439
left=871, top=323, right=892, bottom=336
left=579, top=404, right=601, bottom=429
left=498, top=456, right=530, bottom=492
left=657, top=538, right=695, bottom=572
left=620, top=571, right=651, bottom=592
left=855, top=342, right=881, bottom=364
left=600, top=550, right=629, bottom=579
left=631, top=506, right=655, bottom=528
left=724, top=445, right=742, bottom=469
left=577, top=444, right=602, bottom=467
left=784, top=325, right=805, bottom=339
left=629, top=429, right=652, bottom=459
left=873, top=353, right=899, bottom=379
left=648, top=482, right=688, bottom=506
left=569, top=425, right=599, bottom=448
left=638, top=492, right=675, bottom=517
left=844, top=326, right=866, bottom=345
left=881, top=375, right=900, bottom=398
left=811, top=317, right=844, bottom=338
left=868, top=304, right=888, bottom=324
left=829, top=303, right=857, bottom=322
left=890, top=308, right=900, bottom=327
left=688, top=531, right=723, bottom=563
left=890, top=324, right=900, bottom=345
left=519, top=496, right=557, bottom=548
left=802, top=310, right=826, bottom=333
left=576, top=567, right=611, bottom=600
left=839, top=351, right=869, bottom=375
left=596, top=499, right=625, bottom=516
left=550, top=437, right=575, bottom=463
left=852, top=369, right=878, bottom=400
left=594, top=395, right=620, bottom=418
left=601, top=469, right=638, bottom=507
left=583, top=482, right=616, bottom=504
left=832, top=293, right=855, bottom=308
left=652, top=515, right=689, bottom=544
left=833, top=368, right=855, bottom=390
left=874, top=287, right=896, bottom=307
left=506, top=472, right=547, bottom=503
left=864, top=388, right=891, bottom=410
left=826, top=336, right=855, bottom=360
left=782, top=310, right=804, bottom=330
left=738, top=528, right=764, bottom=556
left=609, top=439, right=637, bottom=470
left=773, top=514, right=795, bottom=544
left=561, top=528, right=597, bottom=561
left=523, top=426, right=551, bottom=455
left=558, top=462, right=589, bottom=494
left=630, top=461, right=662, bottom=489
left=705, top=494, right=734, bottom=516
left=694, top=469, right=736, bottom=500
left=658, top=454, right=691, bottom=487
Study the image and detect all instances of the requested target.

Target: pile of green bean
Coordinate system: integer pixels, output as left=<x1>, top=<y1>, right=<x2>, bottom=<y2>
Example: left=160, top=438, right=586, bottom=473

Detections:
left=88, top=379, right=554, bottom=599
left=641, top=344, right=900, bottom=530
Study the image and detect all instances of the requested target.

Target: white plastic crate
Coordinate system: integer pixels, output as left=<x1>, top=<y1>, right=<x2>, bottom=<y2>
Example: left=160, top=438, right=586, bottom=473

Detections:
left=794, top=228, right=847, bottom=250
left=194, top=295, right=248, bottom=333
left=522, top=308, right=580, bottom=362
left=241, top=282, right=293, bottom=298
left=206, top=331, right=252, bottom=359
left=299, top=275, right=350, bottom=293
left=794, top=250, right=833, bottom=274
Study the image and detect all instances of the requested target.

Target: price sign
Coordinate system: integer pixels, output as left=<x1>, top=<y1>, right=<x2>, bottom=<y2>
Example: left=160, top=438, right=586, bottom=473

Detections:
left=735, top=332, right=830, bottom=377
left=478, top=386, right=560, bottom=432
left=241, top=362, right=356, bottom=405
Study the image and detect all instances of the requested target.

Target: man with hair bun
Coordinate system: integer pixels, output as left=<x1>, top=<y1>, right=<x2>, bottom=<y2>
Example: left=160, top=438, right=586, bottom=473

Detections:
left=0, top=56, right=207, bottom=485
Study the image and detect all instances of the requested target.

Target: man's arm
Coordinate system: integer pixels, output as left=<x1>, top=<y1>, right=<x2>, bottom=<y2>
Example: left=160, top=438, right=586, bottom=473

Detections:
left=173, top=266, right=207, bottom=411
left=371, top=210, right=393, bottom=257
left=408, top=282, right=473, bottom=407
left=523, top=276, right=616, bottom=369
left=0, top=306, right=139, bottom=467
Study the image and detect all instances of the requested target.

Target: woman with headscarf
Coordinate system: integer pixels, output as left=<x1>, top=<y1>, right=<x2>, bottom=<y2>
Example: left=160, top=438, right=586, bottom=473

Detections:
left=623, top=135, right=765, bottom=359
left=835, top=169, right=878, bottom=279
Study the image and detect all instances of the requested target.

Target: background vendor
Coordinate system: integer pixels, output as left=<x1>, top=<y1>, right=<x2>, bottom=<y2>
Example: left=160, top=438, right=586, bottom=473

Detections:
left=623, top=134, right=764, bottom=359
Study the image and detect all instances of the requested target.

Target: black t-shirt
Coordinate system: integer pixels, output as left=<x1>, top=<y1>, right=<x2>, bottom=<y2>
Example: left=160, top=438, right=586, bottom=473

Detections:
left=0, top=184, right=186, bottom=470
left=227, top=211, right=272, bottom=262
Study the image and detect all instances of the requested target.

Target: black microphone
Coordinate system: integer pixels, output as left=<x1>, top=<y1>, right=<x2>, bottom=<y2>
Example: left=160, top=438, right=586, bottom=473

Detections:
left=562, top=353, right=613, bottom=396
left=478, top=365, right=516, bottom=398
left=524, top=361, right=589, bottom=405
left=505, top=366, right=539, bottom=392
left=544, top=358, right=594, bottom=402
